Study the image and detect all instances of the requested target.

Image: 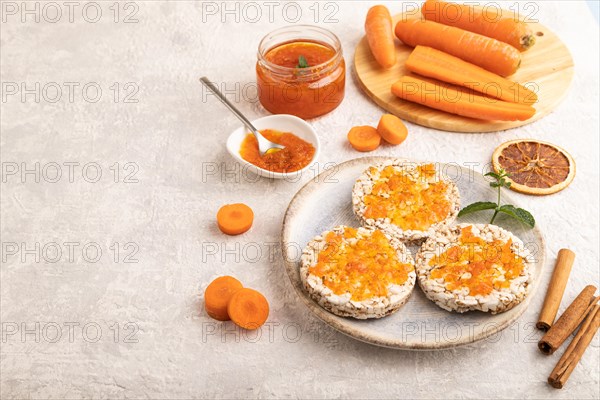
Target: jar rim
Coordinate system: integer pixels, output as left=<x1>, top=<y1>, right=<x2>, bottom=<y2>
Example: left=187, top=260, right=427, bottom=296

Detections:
left=257, top=25, right=343, bottom=76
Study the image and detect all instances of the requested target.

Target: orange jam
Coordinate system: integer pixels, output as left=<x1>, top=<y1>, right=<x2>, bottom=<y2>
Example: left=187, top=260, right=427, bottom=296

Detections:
left=265, top=41, right=335, bottom=68
left=239, top=129, right=315, bottom=173
left=308, top=228, right=413, bottom=301
left=363, top=164, right=451, bottom=231
left=256, top=27, right=346, bottom=119
left=429, top=226, right=526, bottom=296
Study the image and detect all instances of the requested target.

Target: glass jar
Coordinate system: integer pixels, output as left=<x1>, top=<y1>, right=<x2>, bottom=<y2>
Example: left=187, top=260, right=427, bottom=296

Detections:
left=256, top=25, right=346, bottom=119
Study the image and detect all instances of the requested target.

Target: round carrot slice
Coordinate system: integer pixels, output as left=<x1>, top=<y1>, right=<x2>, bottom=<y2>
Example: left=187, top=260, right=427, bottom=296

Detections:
left=347, top=126, right=381, bottom=152
left=377, top=114, right=408, bottom=145
left=204, top=276, right=244, bottom=321
left=216, top=203, right=254, bottom=235
left=227, top=288, right=270, bottom=330
left=492, top=139, right=576, bottom=195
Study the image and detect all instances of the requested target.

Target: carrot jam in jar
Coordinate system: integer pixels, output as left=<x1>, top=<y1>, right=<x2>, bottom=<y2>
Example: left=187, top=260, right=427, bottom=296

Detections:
left=239, top=129, right=315, bottom=173
left=256, top=26, right=345, bottom=119
left=428, top=226, right=526, bottom=297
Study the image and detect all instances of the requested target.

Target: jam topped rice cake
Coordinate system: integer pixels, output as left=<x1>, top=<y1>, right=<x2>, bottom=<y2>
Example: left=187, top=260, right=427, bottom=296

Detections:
left=300, top=226, right=416, bottom=319
left=416, top=223, right=534, bottom=314
left=352, top=159, right=460, bottom=242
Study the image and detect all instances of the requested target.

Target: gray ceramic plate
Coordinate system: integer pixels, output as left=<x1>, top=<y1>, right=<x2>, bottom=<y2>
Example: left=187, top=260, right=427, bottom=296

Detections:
left=281, top=157, right=545, bottom=350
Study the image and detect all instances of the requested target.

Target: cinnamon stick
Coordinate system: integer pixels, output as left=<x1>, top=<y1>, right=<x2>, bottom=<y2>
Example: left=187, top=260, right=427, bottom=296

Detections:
left=537, top=249, right=576, bottom=330
left=548, top=304, right=600, bottom=388
left=538, top=285, right=598, bottom=355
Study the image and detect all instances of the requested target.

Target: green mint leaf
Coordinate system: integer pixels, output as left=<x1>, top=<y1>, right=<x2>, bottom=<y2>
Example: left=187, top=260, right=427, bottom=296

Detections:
left=514, top=207, right=535, bottom=227
left=297, top=55, right=309, bottom=68
left=458, top=201, right=498, bottom=217
left=498, top=205, right=535, bottom=228
left=490, top=182, right=500, bottom=188
left=485, top=172, right=500, bottom=180
left=498, top=204, right=517, bottom=213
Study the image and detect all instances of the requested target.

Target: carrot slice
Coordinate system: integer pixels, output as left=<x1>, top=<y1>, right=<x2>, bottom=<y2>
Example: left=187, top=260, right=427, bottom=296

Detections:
left=227, top=288, right=270, bottom=330
left=204, top=276, right=244, bottom=321
left=391, top=75, right=536, bottom=121
left=395, top=18, right=521, bottom=77
left=347, top=126, right=381, bottom=152
left=377, top=114, right=408, bottom=145
left=421, top=0, right=535, bottom=52
left=216, top=203, right=253, bottom=235
left=365, top=5, right=397, bottom=69
left=405, top=46, right=537, bottom=104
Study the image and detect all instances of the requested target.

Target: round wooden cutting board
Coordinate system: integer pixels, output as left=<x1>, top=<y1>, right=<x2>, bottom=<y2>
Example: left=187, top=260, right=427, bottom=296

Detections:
left=353, top=13, right=574, bottom=133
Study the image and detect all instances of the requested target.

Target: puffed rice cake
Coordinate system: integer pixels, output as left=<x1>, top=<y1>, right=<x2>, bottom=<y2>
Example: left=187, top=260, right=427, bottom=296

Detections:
left=352, top=159, right=460, bottom=243
left=300, top=225, right=416, bottom=319
left=416, top=223, right=534, bottom=314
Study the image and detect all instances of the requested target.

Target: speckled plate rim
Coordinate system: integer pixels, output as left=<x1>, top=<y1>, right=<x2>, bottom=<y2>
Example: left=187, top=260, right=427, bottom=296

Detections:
left=281, top=156, right=546, bottom=350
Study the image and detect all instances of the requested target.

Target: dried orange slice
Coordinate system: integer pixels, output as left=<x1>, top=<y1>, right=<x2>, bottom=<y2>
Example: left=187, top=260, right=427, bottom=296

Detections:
left=492, top=139, right=575, bottom=195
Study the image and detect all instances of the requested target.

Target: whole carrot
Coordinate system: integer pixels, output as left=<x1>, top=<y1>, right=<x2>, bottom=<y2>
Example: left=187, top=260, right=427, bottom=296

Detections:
left=391, top=75, right=536, bottom=121
left=422, top=0, right=535, bottom=52
left=405, top=46, right=537, bottom=104
left=365, top=5, right=397, bottom=69
left=395, top=18, right=521, bottom=77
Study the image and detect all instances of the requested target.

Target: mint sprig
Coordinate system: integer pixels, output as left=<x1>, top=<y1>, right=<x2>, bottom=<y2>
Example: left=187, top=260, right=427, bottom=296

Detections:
left=458, top=169, right=535, bottom=228
left=297, top=55, right=309, bottom=68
